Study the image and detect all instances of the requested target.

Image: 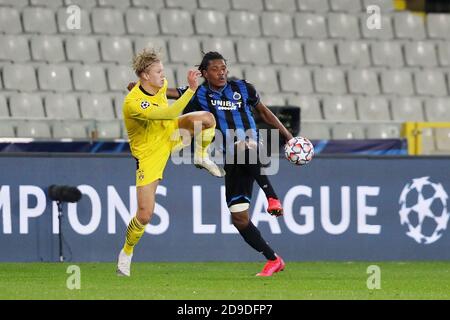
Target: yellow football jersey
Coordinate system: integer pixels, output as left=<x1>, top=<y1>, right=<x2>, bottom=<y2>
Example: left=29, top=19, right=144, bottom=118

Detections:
left=123, top=78, right=194, bottom=161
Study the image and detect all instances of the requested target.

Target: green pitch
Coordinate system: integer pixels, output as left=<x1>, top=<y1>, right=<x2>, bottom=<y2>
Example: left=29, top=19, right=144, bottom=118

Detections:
left=0, top=261, right=449, bottom=300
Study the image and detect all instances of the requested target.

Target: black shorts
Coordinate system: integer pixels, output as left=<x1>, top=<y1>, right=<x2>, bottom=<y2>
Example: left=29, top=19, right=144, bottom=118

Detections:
left=224, top=163, right=254, bottom=207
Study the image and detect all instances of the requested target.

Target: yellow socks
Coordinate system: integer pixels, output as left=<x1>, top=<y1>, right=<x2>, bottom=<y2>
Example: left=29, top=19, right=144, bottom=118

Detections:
left=123, top=216, right=145, bottom=255
left=195, top=126, right=215, bottom=159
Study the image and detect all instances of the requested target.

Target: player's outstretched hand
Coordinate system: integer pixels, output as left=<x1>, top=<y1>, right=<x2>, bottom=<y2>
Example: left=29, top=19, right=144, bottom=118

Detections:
left=187, top=69, right=201, bottom=92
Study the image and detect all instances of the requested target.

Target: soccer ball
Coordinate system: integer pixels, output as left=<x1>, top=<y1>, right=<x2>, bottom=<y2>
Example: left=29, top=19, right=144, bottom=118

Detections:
left=398, top=177, right=450, bottom=244
left=284, top=136, right=314, bottom=165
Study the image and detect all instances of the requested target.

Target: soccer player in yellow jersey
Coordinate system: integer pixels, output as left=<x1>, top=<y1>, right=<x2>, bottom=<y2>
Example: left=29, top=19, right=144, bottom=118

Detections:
left=117, top=49, right=224, bottom=276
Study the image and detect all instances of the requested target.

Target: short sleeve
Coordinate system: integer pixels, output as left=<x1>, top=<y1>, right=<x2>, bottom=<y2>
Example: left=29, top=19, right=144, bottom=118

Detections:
left=244, top=81, right=260, bottom=108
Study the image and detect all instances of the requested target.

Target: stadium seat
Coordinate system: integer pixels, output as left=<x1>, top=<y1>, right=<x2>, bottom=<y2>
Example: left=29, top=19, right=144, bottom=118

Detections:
left=264, top=0, right=297, bottom=12
left=38, top=65, right=72, bottom=92
left=361, top=15, right=394, bottom=39
left=65, top=36, right=100, bottom=63
left=297, top=0, right=329, bottom=12
left=294, top=13, right=327, bottom=39
left=97, top=0, right=131, bottom=9
left=0, top=35, right=31, bottom=62
left=362, top=0, right=394, bottom=12
left=414, top=69, right=447, bottom=97
left=357, top=96, right=390, bottom=121
left=322, top=96, right=357, bottom=120
left=391, top=97, right=425, bottom=121
left=371, top=41, right=404, bottom=67
left=53, top=121, right=89, bottom=139
left=314, top=68, right=347, bottom=94
left=337, top=41, right=371, bottom=67
left=3, top=65, right=38, bottom=91
left=300, top=123, right=331, bottom=140
left=426, top=14, right=450, bottom=40
left=92, top=8, right=125, bottom=35
left=437, top=41, right=450, bottom=66
left=420, top=127, right=435, bottom=155
left=0, top=123, right=15, bottom=138
left=0, top=0, right=28, bottom=7
left=228, top=11, right=261, bottom=37
left=304, top=41, right=336, bottom=66
left=332, top=124, right=365, bottom=139
left=9, top=93, right=45, bottom=118
left=348, top=69, right=380, bottom=95
left=125, top=8, right=159, bottom=36
left=237, top=38, right=270, bottom=65
left=165, top=0, right=198, bottom=10
left=270, top=39, right=303, bottom=66
left=107, top=65, right=135, bottom=92
left=260, top=94, right=286, bottom=106
left=0, top=95, right=9, bottom=117
left=329, top=0, right=362, bottom=13
left=226, top=65, right=244, bottom=79
left=195, top=10, right=227, bottom=36
left=56, top=7, right=92, bottom=34
left=404, top=42, right=438, bottom=67
left=424, top=98, right=450, bottom=121
left=380, top=69, right=414, bottom=95
left=279, top=67, right=313, bottom=94
left=80, top=94, right=115, bottom=119
left=134, top=37, right=167, bottom=56
left=17, top=121, right=51, bottom=139
left=65, top=0, right=97, bottom=8
left=31, top=36, right=65, bottom=63
left=199, top=0, right=231, bottom=11
left=393, top=12, right=426, bottom=40
left=30, top=0, right=64, bottom=7
left=112, top=94, right=125, bottom=119
left=130, top=0, right=164, bottom=9
left=287, top=95, right=322, bottom=120
left=327, top=13, right=360, bottom=39
left=244, top=66, right=279, bottom=94
left=168, top=37, right=202, bottom=64
left=366, top=124, right=401, bottom=139
left=23, top=7, right=57, bottom=34
left=435, top=128, right=450, bottom=152
left=45, top=94, right=80, bottom=119
left=0, top=7, right=22, bottom=34
left=100, top=37, right=133, bottom=64
left=73, top=65, right=108, bottom=93
left=96, top=121, right=121, bottom=139
left=261, top=12, right=294, bottom=38
left=230, top=0, right=263, bottom=11
left=160, top=9, right=194, bottom=36
left=202, top=38, right=236, bottom=63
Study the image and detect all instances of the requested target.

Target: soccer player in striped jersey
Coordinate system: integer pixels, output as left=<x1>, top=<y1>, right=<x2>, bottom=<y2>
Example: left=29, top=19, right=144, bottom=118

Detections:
left=168, top=52, right=294, bottom=277
left=117, top=49, right=224, bottom=277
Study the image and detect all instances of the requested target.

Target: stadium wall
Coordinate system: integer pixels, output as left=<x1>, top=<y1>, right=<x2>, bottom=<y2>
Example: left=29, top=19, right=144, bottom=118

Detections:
left=0, top=154, right=449, bottom=262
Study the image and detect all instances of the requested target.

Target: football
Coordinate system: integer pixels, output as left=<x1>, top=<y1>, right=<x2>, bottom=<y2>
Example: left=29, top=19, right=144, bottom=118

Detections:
left=284, top=136, right=314, bottom=165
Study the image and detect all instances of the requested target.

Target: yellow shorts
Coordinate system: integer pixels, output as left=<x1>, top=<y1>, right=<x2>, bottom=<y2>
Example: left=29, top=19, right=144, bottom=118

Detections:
left=135, top=120, right=185, bottom=187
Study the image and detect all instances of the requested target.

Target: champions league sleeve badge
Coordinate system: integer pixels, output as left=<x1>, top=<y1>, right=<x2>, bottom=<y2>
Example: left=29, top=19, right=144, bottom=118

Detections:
left=140, top=100, right=150, bottom=109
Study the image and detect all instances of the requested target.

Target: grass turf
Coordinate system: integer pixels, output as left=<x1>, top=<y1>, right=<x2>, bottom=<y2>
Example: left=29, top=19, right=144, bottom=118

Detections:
left=0, top=261, right=449, bottom=300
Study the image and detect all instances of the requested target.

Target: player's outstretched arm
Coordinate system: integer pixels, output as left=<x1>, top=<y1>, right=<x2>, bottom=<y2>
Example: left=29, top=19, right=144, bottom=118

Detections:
left=127, top=70, right=200, bottom=120
left=254, top=102, right=294, bottom=142
left=126, top=82, right=181, bottom=100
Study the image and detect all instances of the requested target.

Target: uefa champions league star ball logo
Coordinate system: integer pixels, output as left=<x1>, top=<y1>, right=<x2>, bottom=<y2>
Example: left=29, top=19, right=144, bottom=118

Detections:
left=398, top=177, right=450, bottom=244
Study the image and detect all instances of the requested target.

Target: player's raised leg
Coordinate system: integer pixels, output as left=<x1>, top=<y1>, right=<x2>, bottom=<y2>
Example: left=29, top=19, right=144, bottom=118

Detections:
left=117, top=180, right=159, bottom=276
left=177, top=111, right=225, bottom=177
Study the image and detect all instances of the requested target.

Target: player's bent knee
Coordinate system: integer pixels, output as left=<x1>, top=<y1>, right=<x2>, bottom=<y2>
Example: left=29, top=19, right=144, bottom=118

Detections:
left=136, top=210, right=153, bottom=225
left=200, top=112, right=215, bottom=128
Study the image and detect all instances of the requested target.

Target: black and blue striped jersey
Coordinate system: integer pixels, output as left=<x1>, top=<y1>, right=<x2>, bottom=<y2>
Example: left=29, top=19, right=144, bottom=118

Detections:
left=177, top=79, right=261, bottom=153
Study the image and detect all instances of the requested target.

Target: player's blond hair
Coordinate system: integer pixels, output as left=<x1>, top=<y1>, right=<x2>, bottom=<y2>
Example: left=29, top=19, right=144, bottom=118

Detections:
left=132, top=48, right=162, bottom=77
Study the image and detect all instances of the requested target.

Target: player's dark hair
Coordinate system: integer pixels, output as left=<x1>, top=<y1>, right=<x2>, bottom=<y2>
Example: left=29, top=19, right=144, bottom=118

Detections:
left=197, top=51, right=227, bottom=74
